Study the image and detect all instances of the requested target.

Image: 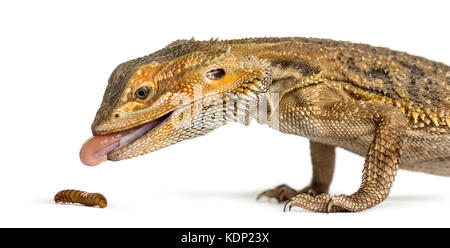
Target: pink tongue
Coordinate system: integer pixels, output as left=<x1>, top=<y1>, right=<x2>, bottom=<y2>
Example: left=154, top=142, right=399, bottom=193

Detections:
left=79, top=118, right=166, bottom=166
left=79, top=133, right=124, bottom=166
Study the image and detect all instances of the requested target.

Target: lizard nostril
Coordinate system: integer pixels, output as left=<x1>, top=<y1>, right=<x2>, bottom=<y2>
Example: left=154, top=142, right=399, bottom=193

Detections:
left=114, top=113, right=120, bottom=118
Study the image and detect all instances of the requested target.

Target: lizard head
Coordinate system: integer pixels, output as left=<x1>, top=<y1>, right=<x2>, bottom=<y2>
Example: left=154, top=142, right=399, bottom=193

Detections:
left=80, top=39, right=271, bottom=166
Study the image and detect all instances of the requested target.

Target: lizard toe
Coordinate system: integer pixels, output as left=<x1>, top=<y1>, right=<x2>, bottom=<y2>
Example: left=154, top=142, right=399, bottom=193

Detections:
left=283, top=193, right=332, bottom=212
left=257, top=184, right=298, bottom=203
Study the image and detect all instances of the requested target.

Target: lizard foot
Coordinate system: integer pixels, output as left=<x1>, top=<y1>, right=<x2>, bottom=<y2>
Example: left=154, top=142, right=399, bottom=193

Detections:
left=284, top=193, right=350, bottom=213
left=257, top=184, right=327, bottom=203
left=256, top=184, right=298, bottom=203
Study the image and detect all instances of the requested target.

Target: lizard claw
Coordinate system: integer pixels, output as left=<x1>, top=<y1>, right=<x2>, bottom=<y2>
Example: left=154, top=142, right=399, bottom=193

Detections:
left=283, top=200, right=294, bottom=212
left=327, top=197, right=335, bottom=213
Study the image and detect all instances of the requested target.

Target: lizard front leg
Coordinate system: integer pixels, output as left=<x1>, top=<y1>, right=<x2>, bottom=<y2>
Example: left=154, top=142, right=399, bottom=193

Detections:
left=285, top=101, right=407, bottom=213
left=257, top=141, right=335, bottom=202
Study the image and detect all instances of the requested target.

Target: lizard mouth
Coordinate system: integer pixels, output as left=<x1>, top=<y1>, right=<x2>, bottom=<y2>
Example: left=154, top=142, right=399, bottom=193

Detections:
left=79, top=111, right=173, bottom=166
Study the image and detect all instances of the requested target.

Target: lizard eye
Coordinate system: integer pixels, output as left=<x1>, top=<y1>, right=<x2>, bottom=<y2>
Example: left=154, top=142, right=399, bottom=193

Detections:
left=135, top=86, right=150, bottom=100
left=206, top=69, right=225, bottom=80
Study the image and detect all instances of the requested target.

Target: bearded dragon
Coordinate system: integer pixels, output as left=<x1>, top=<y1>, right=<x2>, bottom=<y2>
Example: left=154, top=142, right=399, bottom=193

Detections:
left=79, top=37, right=450, bottom=212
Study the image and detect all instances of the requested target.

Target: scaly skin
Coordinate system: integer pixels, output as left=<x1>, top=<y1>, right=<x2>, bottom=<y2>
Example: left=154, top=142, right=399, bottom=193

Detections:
left=91, top=37, right=450, bottom=212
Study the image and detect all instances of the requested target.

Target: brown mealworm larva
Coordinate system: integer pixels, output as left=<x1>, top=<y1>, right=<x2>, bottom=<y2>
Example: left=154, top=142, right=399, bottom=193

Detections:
left=54, top=189, right=107, bottom=208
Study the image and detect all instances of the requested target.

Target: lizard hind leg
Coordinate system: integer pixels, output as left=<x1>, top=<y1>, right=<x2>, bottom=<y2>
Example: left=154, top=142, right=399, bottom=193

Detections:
left=257, top=141, right=335, bottom=203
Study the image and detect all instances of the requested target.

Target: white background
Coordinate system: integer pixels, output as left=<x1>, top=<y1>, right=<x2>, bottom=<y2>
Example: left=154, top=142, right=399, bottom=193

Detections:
left=0, top=0, right=449, bottom=227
